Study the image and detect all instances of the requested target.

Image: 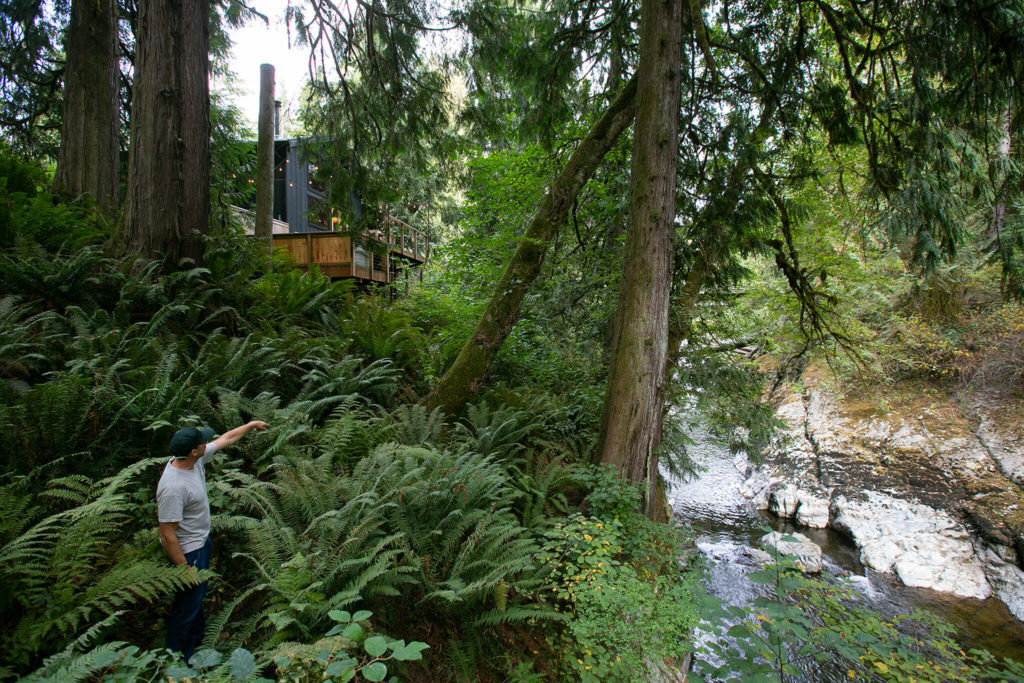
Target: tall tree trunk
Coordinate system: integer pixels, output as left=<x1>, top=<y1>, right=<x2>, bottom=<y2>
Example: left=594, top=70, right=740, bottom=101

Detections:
left=54, top=0, right=119, bottom=215
left=123, top=0, right=210, bottom=264
left=990, top=106, right=1012, bottom=247
left=597, top=0, right=683, bottom=517
left=421, top=76, right=638, bottom=416
left=255, top=63, right=275, bottom=242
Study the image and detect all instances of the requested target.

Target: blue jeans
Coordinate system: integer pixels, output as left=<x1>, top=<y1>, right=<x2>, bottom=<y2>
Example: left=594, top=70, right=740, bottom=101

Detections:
left=166, top=536, right=211, bottom=664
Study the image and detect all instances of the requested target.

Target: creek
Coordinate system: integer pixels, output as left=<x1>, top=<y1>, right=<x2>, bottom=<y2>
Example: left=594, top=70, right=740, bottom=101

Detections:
left=666, top=424, right=1024, bottom=680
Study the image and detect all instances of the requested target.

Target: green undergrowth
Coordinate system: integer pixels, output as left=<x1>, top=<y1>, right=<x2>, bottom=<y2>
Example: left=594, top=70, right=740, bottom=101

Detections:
left=0, top=186, right=703, bottom=681
left=1, top=171, right=1022, bottom=682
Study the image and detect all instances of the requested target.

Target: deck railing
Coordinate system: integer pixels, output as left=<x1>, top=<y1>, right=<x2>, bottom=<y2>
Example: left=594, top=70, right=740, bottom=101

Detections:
left=270, top=215, right=428, bottom=283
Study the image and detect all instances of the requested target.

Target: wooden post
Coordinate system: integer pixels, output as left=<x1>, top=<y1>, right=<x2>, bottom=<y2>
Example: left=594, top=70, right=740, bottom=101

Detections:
left=255, top=63, right=275, bottom=259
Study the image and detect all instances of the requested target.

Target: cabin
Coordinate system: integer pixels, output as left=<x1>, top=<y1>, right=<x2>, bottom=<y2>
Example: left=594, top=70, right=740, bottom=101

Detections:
left=237, top=136, right=430, bottom=286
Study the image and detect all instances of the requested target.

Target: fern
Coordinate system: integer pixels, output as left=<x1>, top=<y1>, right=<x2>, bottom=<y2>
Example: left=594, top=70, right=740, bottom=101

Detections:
left=211, top=454, right=417, bottom=647
left=386, top=403, right=447, bottom=447
left=0, top=296, right=57, bottom=378
left=340, top=295, right=427, bottom=368
left=297, top=354, right=400, bottom=407
left=455, top=400, right=536, bottom=459
left=445, top=635, right=481, bottom=683
left=506, top=454, right=575, bottom=530
left=0, top=479, right=39, bottom=543
left=0, top=243, right=114, bottom=312
left=0, top=458, right=199, bottom=672
left=0, top=374, right=112, bottom=473
left=316, top=399, right=384, bottom=466
left=344, top=446, right=548, bottom=618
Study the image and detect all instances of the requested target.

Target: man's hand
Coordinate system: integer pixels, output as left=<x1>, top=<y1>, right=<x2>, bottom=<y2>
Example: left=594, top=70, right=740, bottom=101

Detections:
left=212, top=420, right=270, bottom=451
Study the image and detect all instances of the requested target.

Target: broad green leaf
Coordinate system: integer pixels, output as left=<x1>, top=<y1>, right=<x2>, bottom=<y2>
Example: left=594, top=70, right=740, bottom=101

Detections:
left=166, top=666, right=196, bottom=679
left=364, top=635, right=388, bottom=657
left=362, top=661, right=388, bottom=682
left=325, top=660, right=354, bottom=677
left=228, top=648, right=257, bottom=681
left=392, top=641, right=430, bottom=661
left=189, top=649, right=222, bottom=669
left=352, top=609, right=372, bottom=622
left=727, top=624, right=752, bottom=638
left=328, top=609, right=352, bottom=623
left=342, top=622, right=363, bottom=641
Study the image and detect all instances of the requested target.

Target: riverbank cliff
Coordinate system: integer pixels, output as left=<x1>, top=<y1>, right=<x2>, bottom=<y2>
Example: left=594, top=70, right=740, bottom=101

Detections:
left=740, top=366, right=1024, bottom=619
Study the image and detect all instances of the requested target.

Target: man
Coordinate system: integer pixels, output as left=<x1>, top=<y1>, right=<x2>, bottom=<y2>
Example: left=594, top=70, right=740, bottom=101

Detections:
left=157, top=420, right=268, bottom=662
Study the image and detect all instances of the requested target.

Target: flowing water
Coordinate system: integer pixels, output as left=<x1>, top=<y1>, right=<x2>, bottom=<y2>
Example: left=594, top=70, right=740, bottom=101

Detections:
left=665, top=425, right=1024, bottom=680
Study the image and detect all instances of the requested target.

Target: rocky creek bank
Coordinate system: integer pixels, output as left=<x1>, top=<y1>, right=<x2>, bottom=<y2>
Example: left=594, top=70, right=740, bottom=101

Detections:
left=740, top=372, right=1024, bottom=619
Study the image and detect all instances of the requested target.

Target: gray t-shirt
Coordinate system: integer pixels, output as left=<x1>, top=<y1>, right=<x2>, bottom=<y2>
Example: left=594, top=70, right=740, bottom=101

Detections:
left=156, top=443, right=219, bottom=554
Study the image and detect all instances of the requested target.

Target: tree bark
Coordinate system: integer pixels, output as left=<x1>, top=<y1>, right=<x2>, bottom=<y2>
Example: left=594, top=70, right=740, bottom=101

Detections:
left=54, top=0, right=119, bottom=215
left=421, top=76, right=639, bottom=416
left=123, top=0, right=211, bottom=264
left=597, top=0, right=683, bottom=517
left=990, top=106, right=1012, bottom=248
left=255, top=63, right=275, bottom=241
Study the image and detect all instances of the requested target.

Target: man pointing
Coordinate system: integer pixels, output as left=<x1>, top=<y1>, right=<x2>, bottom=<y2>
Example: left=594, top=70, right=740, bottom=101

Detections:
left=157, top=420, right=268, bottom=662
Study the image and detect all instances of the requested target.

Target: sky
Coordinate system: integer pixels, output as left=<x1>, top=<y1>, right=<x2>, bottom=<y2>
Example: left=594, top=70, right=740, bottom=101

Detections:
left=215, top=1, right=313, bottom=136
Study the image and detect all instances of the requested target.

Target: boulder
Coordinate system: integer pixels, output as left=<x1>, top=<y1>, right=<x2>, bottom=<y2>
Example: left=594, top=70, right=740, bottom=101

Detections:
left=795, top=493, right=830, bottom=528
left=975, top=541, right=1024, bottom=621
left=739, top=468, right=771, bottom=510
left=759, top=531, right=823, bottom=573
left=766, top=485, right=831, bottom=528
left=831, top=492, right=991, bottom=599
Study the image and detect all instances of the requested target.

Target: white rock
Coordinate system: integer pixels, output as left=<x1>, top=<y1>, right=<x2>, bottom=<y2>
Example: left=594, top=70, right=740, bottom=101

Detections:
left=744, top=546, right=775, bottom=566
left=831, top=492, right=991, bottom=599
left=888, top=423, right=932, bottom=456
left=760, top=531, right=823, bottom=573
left=975, top=541, right=1024, bottom=620
left=978, top=415, right=1024, bottom=485
left=795, top=493, right=831, bottom=528
left=739, top=469, right=771, bottom=510
left=769, top=485, right=801, bottom=518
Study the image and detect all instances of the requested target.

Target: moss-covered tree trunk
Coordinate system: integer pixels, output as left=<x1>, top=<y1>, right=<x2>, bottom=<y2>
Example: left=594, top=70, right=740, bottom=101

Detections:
left=123, top=0, right=210, bottom=264
left=597, top=0, right=683, bottom=517
left=421, top=76, right=639, bottom=416
left=54, top=0, right=119, bottom=215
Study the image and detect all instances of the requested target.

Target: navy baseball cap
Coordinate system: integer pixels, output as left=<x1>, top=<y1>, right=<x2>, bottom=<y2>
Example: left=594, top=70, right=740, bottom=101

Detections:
left=169, top=427, right=215, bottom=458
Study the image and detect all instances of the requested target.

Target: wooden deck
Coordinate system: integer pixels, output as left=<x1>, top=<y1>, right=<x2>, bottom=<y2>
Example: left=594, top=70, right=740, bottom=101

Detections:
left=271, top=216, right=428, bottom=283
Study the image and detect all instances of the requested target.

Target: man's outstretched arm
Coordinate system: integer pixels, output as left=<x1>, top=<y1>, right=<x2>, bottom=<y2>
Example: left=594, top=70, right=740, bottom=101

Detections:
left=211, top=420, right=268, bottom=452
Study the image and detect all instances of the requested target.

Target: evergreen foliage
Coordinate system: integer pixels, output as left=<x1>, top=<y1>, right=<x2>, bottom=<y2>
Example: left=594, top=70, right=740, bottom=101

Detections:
left=3, top=0, right=1024, bottom=672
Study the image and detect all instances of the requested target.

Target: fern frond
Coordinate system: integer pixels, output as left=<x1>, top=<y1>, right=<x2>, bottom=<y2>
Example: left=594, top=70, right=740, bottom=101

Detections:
left=471, top=605, right=566, bottom=628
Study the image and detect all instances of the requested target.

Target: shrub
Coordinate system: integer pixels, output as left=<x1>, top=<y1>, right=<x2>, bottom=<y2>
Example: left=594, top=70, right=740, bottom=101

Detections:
left=538, top=514, right=701, bottom=682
